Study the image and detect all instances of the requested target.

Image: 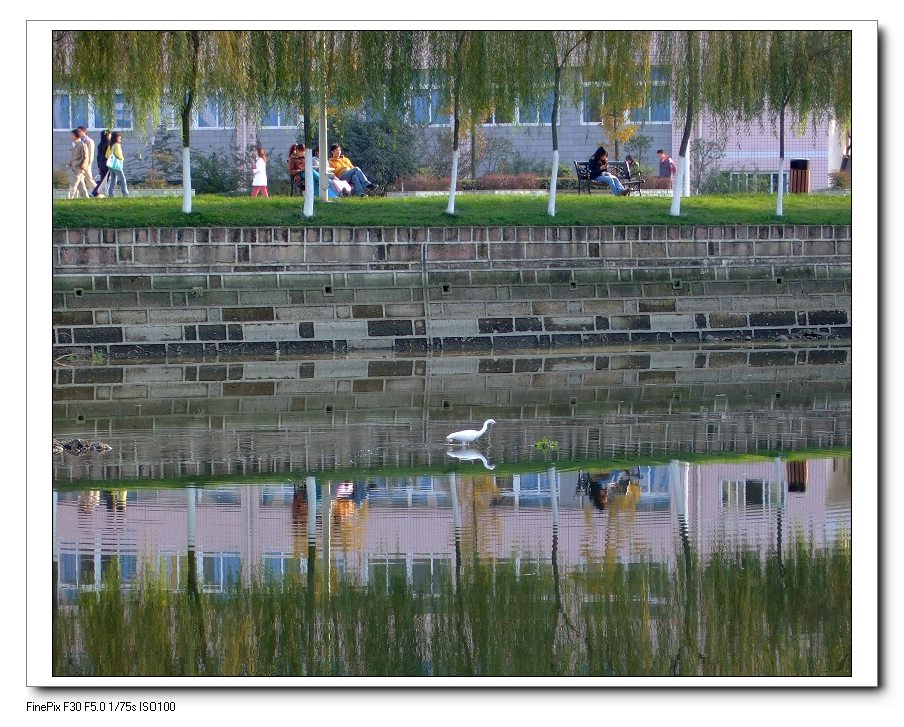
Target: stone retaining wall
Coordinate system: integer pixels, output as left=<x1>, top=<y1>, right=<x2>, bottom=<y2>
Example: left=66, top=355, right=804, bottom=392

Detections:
left=52, top=224, right=852, bottom=358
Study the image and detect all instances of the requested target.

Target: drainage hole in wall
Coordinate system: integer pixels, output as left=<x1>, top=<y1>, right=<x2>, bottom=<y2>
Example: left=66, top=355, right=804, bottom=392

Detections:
left=672, top=280, right=682, bottom=290
left=569, top=397, right=577, bottom=405
left=442, top=284, right=451, bottom=294
left=442, top=399, right=452, bottom=409
left=569, top=281, right=577, bottom=289
left=76, top=415, right=85, bottom=422
left=775, top=277, right=784, bottom=285
left=73, top=288, right=83, bottom=297
left=324, top=404, right=334, bottom=413
left=323, top=285, right=333, bottom=296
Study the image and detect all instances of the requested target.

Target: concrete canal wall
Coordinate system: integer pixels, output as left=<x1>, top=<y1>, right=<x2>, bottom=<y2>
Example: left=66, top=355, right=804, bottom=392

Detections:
left=52, top=224, right=852, bottom=358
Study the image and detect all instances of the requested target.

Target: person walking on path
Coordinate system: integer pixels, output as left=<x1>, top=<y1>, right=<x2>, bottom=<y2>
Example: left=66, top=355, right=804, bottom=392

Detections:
left=92, top=129, right=112, bottom=197
left=66, top=130, right=90, bottom=198
left=588, top=146, right=628, bottom=196
left=105, top=131, right=129, bottom=196
left=76, top=126, right=97, bottom=195
left=657, top=149, right=677, bottom=187
left=251, top=146, right=269, bottom=198
left=328, top=144, right=377, bottom=197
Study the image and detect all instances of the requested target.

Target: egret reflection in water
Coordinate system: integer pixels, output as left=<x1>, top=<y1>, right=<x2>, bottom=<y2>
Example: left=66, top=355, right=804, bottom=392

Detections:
left=446, top=448, right=495, bottom=470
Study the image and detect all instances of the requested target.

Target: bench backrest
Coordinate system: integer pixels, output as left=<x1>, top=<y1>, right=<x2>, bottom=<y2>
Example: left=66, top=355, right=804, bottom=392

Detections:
left=575, top=159, right=641, bottom=180
left=573, top=160, right=591, bottom=180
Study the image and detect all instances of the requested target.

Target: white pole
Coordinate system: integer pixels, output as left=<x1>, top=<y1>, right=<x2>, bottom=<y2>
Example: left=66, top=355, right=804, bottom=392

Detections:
left=322, top=479, right=331, bottom=592
left=181, top=147, right=192, bottom=213
left=305, top=476, right=317, bottom=548
left=186, top=485, right=196, bottom=550
left=547, top=150, right=559, bottom=217
left=445, top=149, right=459, bottom=215
left=670, top=459, right=686, bottom=518
left=450, top=472, right=461, bottom=535
left=776, top=155, right=785, bottom=216
left=683, top=151, right=691, bottom=197
left=827, top=119, right=843, bottom=172
left=303, top=149, right=315, bottom=218
left=319, top=103, right=329, bottom=203
left=670, top=157, right=685, bottom=216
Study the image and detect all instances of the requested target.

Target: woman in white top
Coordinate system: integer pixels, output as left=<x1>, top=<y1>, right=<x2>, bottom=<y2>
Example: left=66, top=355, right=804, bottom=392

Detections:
left=251, top=147, right=269, bottom=198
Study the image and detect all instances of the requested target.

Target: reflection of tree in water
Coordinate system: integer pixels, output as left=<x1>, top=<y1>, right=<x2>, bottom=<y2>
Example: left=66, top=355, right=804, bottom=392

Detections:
left=332, top=482, right=368, bottom=557
left=461, top=474, right=502, bottom=561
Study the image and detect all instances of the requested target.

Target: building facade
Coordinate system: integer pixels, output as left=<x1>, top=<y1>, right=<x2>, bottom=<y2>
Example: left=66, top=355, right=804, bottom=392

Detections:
left=52, top=73, right=844, bottom=192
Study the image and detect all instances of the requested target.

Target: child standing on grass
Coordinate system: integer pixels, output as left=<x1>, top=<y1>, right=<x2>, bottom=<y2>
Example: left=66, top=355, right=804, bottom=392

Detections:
left=251, top=147, right=269, bottom=198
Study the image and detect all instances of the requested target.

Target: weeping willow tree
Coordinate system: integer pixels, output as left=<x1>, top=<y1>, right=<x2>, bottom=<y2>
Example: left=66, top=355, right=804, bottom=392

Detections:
left=496, top=31, right=650, bottom=217
left=587, top=31, right=653, bottom=163
left=246, top=31, right=422, bottom=217
left=655, top=31, right=709, bottom=216
left=245, top=31, right=328, bottom=216
left=53, top=30, right=253, bottom=214
left=424, top=30, right=499, bottom=216
left=516, top=30, right=592, bottom=217
left=758, top=30, right=852, bottom=216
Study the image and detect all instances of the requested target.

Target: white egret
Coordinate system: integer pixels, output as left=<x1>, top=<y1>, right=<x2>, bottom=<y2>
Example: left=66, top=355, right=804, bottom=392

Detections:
left=446, top=419, right=496, bottom=446
left=446, top=448, right=495, bottom=470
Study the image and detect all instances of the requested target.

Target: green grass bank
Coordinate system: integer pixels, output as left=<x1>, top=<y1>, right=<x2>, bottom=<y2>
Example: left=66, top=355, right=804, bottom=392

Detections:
left=52, top=192, right=852, bottom=229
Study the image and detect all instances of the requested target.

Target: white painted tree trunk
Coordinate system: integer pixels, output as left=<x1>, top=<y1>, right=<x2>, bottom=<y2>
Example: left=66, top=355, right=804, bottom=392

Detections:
left=181, top=147, right=192, bottom=214
left=303, top=148, right=315, bottom=218
left=319, top=104, right=329, bottom=203
left=446, top=149, right=459, bottom=215
left=547, top=150, right=559, bottom=217
left=776, top=155, right=785, bottom=216
left=669, top=155, right=686, bottom=216
left=827, top=119, right=843, bottom=172
left=683, top=153, right=691, bottom=197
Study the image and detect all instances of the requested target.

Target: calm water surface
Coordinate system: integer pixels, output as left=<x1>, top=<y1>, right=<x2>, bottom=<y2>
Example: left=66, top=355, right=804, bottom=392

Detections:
left=52, top=348, right=852, bottom=677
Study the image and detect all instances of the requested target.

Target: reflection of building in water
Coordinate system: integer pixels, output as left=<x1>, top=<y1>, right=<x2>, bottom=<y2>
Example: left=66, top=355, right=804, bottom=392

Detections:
left=54, top=459, right=850, bottom=598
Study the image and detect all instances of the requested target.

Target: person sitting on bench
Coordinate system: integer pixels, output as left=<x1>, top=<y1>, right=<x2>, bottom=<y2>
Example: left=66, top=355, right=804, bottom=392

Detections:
left=328, top=144, right=378, bottom=197
left=588, top=146, right=628, bottom=196
left=288, top=143, right=319, bottom=191
left=623, top=154, right=642, bottom=179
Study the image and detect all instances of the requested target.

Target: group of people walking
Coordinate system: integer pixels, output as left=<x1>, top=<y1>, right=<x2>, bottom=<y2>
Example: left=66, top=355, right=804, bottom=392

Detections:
left=66, top=127, right=128, bottom=199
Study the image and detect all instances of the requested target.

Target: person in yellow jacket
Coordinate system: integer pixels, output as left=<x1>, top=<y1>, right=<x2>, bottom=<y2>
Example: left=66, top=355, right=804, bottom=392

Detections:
left=328, top=144, right=378, bottom=197
left=105, top=131, right=129, bottom=197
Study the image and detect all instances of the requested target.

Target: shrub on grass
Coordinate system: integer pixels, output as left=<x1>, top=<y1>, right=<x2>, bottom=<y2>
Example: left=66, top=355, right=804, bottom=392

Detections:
left=471, top=173, right=540, bottom=190
left=829, top=170, right=851, bottom=190
left=53, top=169, right=69, bottom=189
left=397, top=175, right=458, bottom=192
left=327, top=113, right=419, bottom=186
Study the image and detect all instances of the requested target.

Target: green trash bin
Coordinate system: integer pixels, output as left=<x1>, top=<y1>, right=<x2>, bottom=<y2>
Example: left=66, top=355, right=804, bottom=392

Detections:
left=789, top=159, right=810, bottom=193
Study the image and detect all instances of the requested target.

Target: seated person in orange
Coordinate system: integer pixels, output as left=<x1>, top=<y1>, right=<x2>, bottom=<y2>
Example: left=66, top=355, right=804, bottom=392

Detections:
left=328, top=144, right=378, bottom=197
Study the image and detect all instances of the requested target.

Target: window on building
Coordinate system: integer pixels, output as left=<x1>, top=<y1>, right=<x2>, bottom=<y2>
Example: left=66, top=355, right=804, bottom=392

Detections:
left=582, top=84, right=605, bottom=124
left=201, top=553, right=242, bottom=592
left=53, top=93, right=91, bottom=130
left=518, top=91, right=555, bottom=125
left=410, top=79, right=450, bottom=126
left=91, top=93, right=133, bottom=130
left=629, top=66, right=671, bottom=124
left=260, top=105, right=300, bottom=128
left=194, top=95, right=232, bottom=129
left=484, top=107, right=515, bottom=125
left=262, top=553, right=302, bottom=581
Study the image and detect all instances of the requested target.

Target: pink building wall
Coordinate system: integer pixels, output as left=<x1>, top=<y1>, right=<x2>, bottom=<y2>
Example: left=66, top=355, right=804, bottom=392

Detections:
left=54, top=458, right=851, bottom=596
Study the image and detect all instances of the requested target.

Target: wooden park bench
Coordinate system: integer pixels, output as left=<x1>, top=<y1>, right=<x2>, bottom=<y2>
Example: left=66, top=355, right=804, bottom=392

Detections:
left=573, top=160, right=646, bottom=196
